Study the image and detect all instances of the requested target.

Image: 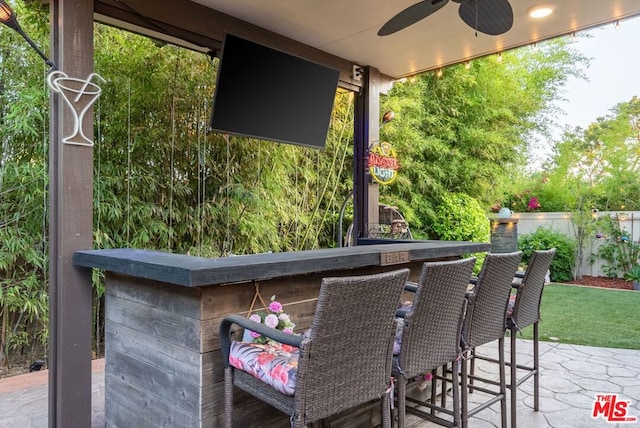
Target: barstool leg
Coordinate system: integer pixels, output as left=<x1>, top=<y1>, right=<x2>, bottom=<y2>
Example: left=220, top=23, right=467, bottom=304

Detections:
left=498, top=336, right=507, bottom=428
left=469, top=348, right=476, bottom=393
left=510, top=329, right=517, bottom=428
left=461, top=351, right=469, bottom=428
left=452, top=357, right=461, bottom=428
left=534, top=321, right=540, bottom=411
left=441, top=364, right=448, bottom=409
left=430, top=368, right=437, bottom=415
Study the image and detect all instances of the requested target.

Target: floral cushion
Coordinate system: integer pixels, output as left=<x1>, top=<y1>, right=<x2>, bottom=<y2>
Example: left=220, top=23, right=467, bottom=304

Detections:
left=229, top=341, right=299, bottom=395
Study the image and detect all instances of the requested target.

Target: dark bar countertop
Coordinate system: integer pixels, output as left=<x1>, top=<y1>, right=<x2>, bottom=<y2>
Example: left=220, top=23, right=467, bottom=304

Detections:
left=74, top=241, right=490, bottom=287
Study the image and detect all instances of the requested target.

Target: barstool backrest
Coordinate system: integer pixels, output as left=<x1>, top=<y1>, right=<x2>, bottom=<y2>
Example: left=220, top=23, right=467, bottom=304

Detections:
left=463, top=252, right=523, bottom=349
left=510, top=248, right=556, bottom=330
left=397, top=257, right=476, bottom=378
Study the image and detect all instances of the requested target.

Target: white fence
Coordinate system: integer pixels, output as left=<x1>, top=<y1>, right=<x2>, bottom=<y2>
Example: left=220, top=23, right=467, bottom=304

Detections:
left=509, top=211, right=640, bottom=278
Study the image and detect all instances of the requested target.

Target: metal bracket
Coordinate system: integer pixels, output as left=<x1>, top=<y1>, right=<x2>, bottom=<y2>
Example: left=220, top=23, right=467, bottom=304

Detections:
left=352, top=65, right=363, bottom=82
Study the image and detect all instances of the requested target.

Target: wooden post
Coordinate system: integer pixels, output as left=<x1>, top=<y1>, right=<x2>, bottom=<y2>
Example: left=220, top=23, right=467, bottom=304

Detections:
left=353, top=66, right=381, bottom=242
left=48, top=0, right=94, bottom=426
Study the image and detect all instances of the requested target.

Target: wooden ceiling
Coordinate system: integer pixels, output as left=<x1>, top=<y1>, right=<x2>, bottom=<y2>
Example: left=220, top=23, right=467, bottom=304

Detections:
left=94, top=0, right=640, bottom=85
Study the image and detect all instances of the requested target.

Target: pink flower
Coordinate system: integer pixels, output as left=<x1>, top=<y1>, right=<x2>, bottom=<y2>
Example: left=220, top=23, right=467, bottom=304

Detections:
left=282, top=327, right=293, bottom=334
left=269, top=301, right=283, bottom=313
left=249, top=314, right=261, bottom=323
left=265, top=314, right=279, bottom=328
left=250, top=331, right=261, bottom=339
left=278, top=313, right=291, bottom=323
left=527, top=197, right=541, bottom=211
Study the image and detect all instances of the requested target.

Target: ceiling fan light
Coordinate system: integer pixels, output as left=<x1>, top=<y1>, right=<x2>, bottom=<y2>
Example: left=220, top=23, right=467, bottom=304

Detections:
left=528, top=3, right=555, bottom=19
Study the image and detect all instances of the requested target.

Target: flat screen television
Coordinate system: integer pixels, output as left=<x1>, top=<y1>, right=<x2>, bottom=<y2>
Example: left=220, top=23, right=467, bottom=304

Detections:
left=209, top=33, right=340, bottom=149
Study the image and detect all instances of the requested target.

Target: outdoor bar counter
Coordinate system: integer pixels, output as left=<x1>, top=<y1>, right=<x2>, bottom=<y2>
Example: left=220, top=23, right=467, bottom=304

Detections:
left=74, top=240, right=490, bottom=427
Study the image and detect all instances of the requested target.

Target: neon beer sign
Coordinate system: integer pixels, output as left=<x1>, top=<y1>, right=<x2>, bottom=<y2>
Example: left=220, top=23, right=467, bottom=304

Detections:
left=369, top=141, right=399, bottom=185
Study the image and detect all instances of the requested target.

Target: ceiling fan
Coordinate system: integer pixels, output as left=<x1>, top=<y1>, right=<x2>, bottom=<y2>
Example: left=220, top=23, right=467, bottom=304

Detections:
left=378, top=0, right=513, bottom=37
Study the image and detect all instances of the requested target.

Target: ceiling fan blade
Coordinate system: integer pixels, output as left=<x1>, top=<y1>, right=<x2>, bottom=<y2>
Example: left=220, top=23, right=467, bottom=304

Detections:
left=458, top=0, right=513, bottom=35
left=378, top=0, right=449, bottom=36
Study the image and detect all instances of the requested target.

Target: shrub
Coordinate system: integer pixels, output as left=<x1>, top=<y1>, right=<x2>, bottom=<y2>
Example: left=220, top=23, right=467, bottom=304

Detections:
left=594, top=215, right=640, bottom=278
left=430, top=193, right=490, bottom=242
left=518, top=226, right=576, bottom=282
left=431, top=193, right=490, bottom=272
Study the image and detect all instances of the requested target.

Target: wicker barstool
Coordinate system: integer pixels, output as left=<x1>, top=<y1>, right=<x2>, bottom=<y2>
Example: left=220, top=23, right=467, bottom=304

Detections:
left=460, top=251, right=522, bottom=428
left=507, top=248, right=556, bottom=427
left=219, top=268, right=409, bottom=428
left=392, top=257, right=477, bottom=428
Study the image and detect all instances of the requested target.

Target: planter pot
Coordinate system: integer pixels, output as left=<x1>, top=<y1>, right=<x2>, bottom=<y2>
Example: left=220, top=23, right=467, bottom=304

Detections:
left=633, top=280, right=640, bottom=291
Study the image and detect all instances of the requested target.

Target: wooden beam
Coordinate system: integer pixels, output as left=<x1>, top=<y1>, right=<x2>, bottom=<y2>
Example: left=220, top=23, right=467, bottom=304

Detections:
left=48, top=0, right=94, bottom=426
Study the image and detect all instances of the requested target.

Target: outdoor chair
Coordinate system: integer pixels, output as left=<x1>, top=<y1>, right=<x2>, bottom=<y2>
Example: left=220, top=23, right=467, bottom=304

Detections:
left=468, top=249, right=555, bottom=427
left=506, top=248, right=556, bottom=427
left=461, top=251, right=523, bottom=428
left=219, top=268, right=410, bottom=428
left=392, top=257, right=476, bottom=428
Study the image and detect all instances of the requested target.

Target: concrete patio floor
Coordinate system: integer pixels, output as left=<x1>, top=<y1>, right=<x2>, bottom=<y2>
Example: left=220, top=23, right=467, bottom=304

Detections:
left=0, top=339, right=639, bottom=427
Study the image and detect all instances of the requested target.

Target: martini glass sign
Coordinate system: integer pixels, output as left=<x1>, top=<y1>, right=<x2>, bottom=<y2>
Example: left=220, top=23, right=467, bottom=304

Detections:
left=47, top=71, right=106, bottom=146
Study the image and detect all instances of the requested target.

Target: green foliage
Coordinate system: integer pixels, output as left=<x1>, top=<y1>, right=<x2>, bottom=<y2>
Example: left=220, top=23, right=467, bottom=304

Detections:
left=594, top=215, right=640, bottom=278
left=430, top=193, right=489, bottom=271
left=92, top=26, right=355, bottom=257
left=0, top=161, right=48, bottom=366
left=379, top=38, right=587, bottom=231
left=533, top=96, right=640, bottom=212
left=623, top=264, right=640, bottom=282
left=518, top=227, right=576, bottom=282
left=430, top=193, right=489, bottom=242
left=0, top=1, right=50, bottom=366
left=570, top=204, right=599, bottom=280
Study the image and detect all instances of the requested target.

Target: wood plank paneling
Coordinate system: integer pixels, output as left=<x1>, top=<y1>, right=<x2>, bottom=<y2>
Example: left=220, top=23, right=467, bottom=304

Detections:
left=199, top=275, right=323, bottom=320
left=106, top=350, right=201, bottom=415
left=105, top=322, right=201, bottom=386
left=107, top=293, right=201, bottom=351
left=106, top=373, right=199, bottom=427
left=107, top=273, right=201, bottom=318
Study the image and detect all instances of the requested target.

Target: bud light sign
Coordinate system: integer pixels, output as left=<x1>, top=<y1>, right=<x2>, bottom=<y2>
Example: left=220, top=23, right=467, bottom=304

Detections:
left=368, top=142, right=399, bottom=185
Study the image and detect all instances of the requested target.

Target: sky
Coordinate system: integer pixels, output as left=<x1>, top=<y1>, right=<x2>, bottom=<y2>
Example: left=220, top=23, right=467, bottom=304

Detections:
left=531, top=15, right=640, bottom=167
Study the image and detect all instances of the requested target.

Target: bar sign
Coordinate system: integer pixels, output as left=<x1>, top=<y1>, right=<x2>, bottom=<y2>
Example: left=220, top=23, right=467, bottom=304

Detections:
left=380, top=251, right=409, bottom=266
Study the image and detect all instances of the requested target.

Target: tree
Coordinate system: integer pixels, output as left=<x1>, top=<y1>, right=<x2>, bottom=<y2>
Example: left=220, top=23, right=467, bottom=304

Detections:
left=543, top=96, right=640, bottom=212
left=379, top=37, right=588, bottom=236
left=0, top=1, right=50, bottom=367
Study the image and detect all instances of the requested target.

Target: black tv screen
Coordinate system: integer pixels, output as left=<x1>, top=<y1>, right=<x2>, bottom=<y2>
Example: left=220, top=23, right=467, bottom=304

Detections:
left=209, top=34, right=340, bottom=149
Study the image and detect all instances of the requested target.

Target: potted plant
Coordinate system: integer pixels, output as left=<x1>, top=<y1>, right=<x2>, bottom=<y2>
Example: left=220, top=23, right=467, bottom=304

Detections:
left=623, top=264, right=640, bottom=291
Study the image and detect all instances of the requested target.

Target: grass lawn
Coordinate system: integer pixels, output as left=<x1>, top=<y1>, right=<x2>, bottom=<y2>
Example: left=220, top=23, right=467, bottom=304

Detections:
left=516, top=283, right=640, bottom=350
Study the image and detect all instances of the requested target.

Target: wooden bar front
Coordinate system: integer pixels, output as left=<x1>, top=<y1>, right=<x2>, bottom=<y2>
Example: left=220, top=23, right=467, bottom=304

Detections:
left=74, top=241, right=489, bottom=427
